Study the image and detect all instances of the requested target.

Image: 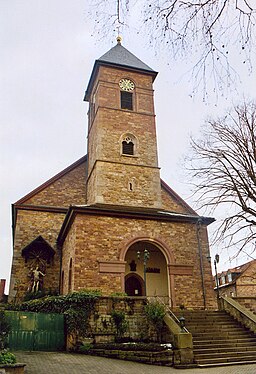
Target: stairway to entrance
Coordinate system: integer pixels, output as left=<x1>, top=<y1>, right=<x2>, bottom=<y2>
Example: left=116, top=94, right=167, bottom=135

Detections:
left=176, top=310, right=256, bottom=367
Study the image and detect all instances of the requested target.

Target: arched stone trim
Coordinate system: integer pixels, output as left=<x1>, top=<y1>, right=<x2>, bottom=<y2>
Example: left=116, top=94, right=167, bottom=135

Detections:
left=119, top=235, right=176, bottom=307
left=119, top=133, right=138, bottom=156
left=119, top=236, right=174, bottom=266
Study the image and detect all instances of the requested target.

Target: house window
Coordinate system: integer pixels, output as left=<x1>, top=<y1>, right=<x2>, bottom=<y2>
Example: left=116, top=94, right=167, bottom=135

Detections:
left=121, top=91, right=133, bottom=110
left=227, top=273, right=232, bottom=282
left=221, top=275, right=226, bottom=285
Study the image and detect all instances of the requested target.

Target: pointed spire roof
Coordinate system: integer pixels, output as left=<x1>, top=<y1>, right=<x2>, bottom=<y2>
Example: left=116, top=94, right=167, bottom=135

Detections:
left=84, top=39, right=157, bottom=101
left=98, top=41, right=155, bottom=73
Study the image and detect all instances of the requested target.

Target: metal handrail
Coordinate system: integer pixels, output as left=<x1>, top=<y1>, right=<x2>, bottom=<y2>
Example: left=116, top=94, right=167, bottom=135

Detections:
left=147, top=295, right=189, bottom=333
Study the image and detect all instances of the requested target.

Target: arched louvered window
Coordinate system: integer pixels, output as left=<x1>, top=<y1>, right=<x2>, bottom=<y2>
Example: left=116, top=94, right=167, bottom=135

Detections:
left=122, top=139, right=134, bottom=155
left=121, top=134, right=137, bottom=156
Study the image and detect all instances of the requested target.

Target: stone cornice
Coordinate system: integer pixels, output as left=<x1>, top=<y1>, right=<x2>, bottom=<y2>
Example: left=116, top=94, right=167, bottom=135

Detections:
left=57, top=204, right=214, bottom=246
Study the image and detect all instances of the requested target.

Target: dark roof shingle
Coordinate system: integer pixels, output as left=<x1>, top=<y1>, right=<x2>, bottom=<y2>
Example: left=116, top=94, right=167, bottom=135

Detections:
left=98, top=43, right=155, bottom=73
left=84, top=41, right=157, bottom=101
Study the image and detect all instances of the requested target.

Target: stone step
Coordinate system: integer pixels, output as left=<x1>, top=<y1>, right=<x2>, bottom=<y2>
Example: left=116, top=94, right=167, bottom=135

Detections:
left=171, top=310, right=256, bottom=367
left=183, top=316, right=239, bottom=322
left=193, top=340, right=256, bottom=351
left=192, top=332, right=252, bottom=339
left=197, top=360, right=256, bottom=368
left=192, top=328, right=252, bottom=334
left=178, top=311, right=229, bottom=316
left=178, top=309, right=226, bottom=315
left=194, top=350, right=256, bottom=360
left=184, top=319, right=239, bottom=325
left=195, top=354, right=256, bottom=365
left=179, top=312, right=230, bottom=316
left=193, top=337, right=256, bottom=346
left=194, top=346, right=256, bottom=354
left=185, top=320, right=244, bottom=325
left=186, top=325, right=250, bottom=333
left=186, top=320, right=241, bottom=325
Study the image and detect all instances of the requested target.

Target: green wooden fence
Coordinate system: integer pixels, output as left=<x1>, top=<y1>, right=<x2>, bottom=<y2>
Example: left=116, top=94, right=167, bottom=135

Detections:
left=6, top=311, right=65, bottom=351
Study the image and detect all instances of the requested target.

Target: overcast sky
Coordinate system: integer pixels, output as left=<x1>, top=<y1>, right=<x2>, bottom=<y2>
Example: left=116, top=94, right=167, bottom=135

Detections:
left=1, top=1, right=255, bottom=292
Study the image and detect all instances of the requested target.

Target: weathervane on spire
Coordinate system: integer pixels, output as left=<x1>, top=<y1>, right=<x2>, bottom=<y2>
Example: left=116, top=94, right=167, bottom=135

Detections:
left=117, top=35, right=122, bottom=44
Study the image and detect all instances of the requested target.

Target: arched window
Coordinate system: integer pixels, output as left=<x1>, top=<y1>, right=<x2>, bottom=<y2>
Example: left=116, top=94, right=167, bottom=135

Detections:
left=122, top=135, right=136, bottom=156
left=68, top=258, right=72, bottom=293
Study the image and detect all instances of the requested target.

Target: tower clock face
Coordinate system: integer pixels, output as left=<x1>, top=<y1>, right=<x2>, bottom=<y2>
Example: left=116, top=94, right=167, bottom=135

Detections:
left=119, top=79, right=135, bottom=92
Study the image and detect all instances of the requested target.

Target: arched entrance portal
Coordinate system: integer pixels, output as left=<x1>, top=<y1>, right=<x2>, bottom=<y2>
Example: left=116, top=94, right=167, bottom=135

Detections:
left=125, top=273, right=144, bottom=296
left=124, top=240, right=169, bottom=299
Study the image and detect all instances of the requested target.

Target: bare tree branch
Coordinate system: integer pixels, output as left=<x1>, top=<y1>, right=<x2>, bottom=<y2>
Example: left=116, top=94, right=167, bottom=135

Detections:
left=88, top=0, right=256, bottom=99
left=187, top=100, right=256, bottom=255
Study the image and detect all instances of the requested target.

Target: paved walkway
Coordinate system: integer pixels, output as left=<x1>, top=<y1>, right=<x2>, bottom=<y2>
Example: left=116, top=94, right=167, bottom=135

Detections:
left=14, top=351, right=256, bottom=374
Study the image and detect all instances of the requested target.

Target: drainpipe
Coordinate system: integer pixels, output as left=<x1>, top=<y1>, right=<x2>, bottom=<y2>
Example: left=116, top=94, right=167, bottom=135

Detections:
left=57, top=241, right=62, bottom=295
left=196, top=218, right=207, bottom=309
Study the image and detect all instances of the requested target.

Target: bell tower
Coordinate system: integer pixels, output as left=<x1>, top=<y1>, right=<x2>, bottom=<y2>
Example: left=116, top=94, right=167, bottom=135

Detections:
left=84, top=38, right=162, bottom=208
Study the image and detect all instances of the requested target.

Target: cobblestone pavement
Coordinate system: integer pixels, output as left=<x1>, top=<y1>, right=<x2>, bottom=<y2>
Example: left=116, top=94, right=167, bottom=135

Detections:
left=14, top=351, right=256, bottom=374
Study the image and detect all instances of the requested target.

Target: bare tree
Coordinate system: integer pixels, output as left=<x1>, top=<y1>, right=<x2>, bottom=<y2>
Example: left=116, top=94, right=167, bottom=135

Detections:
left=188, top=101, right=256, bottom=257
left=88, top=0, right=256, bottom=98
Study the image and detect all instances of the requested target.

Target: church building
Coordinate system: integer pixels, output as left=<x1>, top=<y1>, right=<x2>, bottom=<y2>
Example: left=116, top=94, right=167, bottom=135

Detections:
left=9, top=38, right=216, bottom=309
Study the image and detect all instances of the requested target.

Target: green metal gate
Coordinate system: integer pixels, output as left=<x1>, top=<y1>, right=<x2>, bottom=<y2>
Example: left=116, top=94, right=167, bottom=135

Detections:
left=6, top=311, right=65, bottom=351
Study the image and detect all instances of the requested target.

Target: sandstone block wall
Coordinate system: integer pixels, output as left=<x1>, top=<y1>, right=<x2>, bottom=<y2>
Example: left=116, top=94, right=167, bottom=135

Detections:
left=236, top=263, right=256, bottom=297
left=24, top=161, right=87, bottom=207
left=87, top=297, right=149, bottom=341
left=234, top=297, right=256, bottom=314
left=9, top=158, right=87, bottom=301
left=9, top=210, right=65, bottom=301
left=61, top=213, right=216, bottom=309
left=86, top=65, right=161, bottom=208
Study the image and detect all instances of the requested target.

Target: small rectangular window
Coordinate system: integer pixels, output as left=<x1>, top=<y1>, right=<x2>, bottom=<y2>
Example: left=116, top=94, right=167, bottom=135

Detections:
left=121, top=91, right=133, bottom=110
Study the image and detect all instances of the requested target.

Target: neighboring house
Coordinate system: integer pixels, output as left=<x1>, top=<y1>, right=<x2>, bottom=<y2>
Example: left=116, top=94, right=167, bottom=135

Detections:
left=214, top=260, right=256, bottom=297
left=8, top=39, right=216, bottom=310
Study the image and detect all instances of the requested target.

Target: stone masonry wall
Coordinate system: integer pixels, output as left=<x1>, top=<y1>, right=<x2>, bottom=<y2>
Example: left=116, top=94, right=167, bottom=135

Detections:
left=9, top=159, right=87, bottom=301
left=9, top=210, right=65, bottom=301
left=218, top=284, right=236, bottom=298
left=62, top=213, right=216, bottom=309
left=234, top=297, right=256, bottom=314
left=236, top=262, right=256, bottom=297
left=86, top=65, right=162, bottom=208
left=25, top=161, right=87, bottom=207
left=88, top=161, right=161, bottom=207
left=161, top=188, right=190, bottom=214
left=61, top=224, right=77, bottom=294
left=87, top=297, right=150, bottom=342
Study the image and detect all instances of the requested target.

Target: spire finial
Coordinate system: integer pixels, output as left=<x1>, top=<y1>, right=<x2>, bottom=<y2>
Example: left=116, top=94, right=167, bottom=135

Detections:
left=117, top=35, right=122, bottom=45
